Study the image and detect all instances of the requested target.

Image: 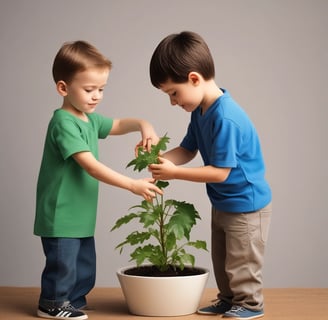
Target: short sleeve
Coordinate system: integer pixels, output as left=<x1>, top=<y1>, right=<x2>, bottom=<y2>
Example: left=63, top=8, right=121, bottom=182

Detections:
left=180, top=122, right=198, bottom=152
left=211, top=119, right=240, bottom=168
left=52, top=120, right=91, bottom=160
left=89, top=113, right=113, bottom=139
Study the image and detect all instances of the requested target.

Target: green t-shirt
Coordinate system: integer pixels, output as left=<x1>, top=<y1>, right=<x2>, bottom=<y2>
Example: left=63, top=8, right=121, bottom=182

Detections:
left=34, top=109, right=113, bottom=237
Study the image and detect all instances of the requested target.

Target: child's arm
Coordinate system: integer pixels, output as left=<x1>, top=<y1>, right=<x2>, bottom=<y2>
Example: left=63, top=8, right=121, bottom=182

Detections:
left=110, top=118, right=159, bottom=152
left=73, top=151, right=162, bottom=200
left=161, top=146, right=198, bottom=165
left=149, top=146, right=230, bottom=183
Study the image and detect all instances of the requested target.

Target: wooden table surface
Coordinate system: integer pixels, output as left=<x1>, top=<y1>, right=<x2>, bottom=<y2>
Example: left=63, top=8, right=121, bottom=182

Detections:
left=1, top=287, right=327, bottom=319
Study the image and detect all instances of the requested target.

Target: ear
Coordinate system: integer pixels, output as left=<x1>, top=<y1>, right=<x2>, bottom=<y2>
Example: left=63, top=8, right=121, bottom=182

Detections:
left=56, top=80, right=68, bottom=96
left=188, top=72, right=202, bottom=86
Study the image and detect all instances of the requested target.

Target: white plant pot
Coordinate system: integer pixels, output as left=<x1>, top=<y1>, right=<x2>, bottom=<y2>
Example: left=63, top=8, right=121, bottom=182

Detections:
left=117, top=265, right=209, bottom=316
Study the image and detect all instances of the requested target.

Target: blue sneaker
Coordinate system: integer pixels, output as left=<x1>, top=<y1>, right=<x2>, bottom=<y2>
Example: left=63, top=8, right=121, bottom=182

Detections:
left=223, top=305, right=264, bottom=319
left=197, top=300, right=232, bottom=315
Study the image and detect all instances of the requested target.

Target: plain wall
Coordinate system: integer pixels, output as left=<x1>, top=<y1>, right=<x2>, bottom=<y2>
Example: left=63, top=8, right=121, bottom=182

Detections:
left=0, top=0, right=327, bottom=288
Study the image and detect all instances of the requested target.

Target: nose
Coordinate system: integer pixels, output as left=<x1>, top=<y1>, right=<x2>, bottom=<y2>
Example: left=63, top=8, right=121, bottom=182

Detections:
left=92, top=90, right=102, bottom=100
left=170, top=96, right=177, bottom=106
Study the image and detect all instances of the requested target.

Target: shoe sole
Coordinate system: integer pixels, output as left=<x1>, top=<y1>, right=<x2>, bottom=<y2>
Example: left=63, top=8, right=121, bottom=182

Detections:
left=197, top=310, right=220, bottom=315
left=223, top=313, right=264, bottom=319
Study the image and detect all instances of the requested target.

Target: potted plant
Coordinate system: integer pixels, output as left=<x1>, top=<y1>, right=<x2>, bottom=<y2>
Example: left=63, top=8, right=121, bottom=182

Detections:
left=111, top=135, right=209, bottom=316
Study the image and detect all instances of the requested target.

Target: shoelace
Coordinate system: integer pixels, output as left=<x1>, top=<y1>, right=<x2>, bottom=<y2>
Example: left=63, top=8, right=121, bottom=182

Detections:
left=229, top=306, right=246, bottom=313
left=51, top=303, right=77, bottom=312
left=57, top=303, right=77, bottom=312
left=210, top=299, right=231, bottom=309
left=209, top=299, right=221, bottom=307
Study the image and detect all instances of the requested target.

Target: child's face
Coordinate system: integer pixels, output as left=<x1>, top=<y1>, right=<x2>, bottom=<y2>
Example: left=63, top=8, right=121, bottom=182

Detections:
left=159, top=77, right=203, bottom=113
left=60, top=68, right=109, bottom=116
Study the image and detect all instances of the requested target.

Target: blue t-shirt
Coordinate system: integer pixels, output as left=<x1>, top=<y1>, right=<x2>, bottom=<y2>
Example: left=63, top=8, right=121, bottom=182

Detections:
left=180, top=89, right=271, bottom=212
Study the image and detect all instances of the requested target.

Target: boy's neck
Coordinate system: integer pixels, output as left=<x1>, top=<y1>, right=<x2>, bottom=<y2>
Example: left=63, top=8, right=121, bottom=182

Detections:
left=61, top=105, right=89, bottom=122
left=200, top=81, right=223, bottom=114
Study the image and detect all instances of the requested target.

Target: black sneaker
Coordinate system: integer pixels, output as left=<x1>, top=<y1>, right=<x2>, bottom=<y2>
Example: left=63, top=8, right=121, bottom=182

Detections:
left=37, top=302, right=88, bottom=319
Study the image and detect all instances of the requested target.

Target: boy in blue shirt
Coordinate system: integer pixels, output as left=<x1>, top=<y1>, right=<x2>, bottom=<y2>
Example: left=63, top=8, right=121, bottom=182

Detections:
left=34, top=40, right=162, bottom=319
left=149, top=31, right=272, bottom=320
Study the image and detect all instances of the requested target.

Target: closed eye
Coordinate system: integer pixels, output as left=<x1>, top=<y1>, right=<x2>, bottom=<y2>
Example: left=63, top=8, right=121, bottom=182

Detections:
left=84, top=88, right=105, bottom=93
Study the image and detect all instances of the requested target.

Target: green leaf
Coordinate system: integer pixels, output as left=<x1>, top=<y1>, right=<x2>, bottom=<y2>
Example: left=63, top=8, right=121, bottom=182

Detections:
left=110, top=213, right=138, bottom=231
left=130, top=244, right=163, bottom=266
left=167, top=201, right=200, bottom=240
left=139, top=206, right=161, bottom=227
left=187, top=240, right=208, bottom=251
left=126, top=134, right=170, bottom=172
left=165, top=232, right=176, bottom=251
left=128, top=200, right=153, bottom=213
left=156, top=180, right=169, bottom=189
left=118, top=231, right=151, bottom=247
left=179, top=253, right=195, bottom=267
left=153, top=134, right=170, bottom=154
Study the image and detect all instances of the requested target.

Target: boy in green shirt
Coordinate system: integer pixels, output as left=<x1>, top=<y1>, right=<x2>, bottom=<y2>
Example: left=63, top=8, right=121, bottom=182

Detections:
left=34, top=40, right=162, bottom=319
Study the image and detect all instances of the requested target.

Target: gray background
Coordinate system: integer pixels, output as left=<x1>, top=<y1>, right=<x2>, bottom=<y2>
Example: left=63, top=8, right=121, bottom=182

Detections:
left=0, top=0, right=327, bottom=288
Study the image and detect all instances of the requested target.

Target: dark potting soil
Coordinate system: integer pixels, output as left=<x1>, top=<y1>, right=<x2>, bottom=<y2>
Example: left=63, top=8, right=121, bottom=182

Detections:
left=123, top=265, right=206, bottom=277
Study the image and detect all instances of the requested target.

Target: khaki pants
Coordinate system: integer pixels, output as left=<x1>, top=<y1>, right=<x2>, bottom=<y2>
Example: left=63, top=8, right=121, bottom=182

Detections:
left=211, top=203, right=272, bottom=310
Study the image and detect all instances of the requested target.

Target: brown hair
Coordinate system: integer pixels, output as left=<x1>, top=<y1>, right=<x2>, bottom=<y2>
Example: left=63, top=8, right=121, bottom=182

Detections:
left=149, top=31, right=215, bottom=88
left=52, top=40, right=112, bottom=83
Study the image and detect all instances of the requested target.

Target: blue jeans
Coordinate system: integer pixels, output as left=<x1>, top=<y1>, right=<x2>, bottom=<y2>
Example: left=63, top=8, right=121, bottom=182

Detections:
left=39, top=237, right=96, bottom=309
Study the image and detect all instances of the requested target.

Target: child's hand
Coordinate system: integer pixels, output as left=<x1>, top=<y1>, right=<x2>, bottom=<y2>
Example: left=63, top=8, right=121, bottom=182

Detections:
left=135, top=123, right=160, bottom=156
left=149, top=157, right=176, bottom=180
left=135, top=135, right=159, bottom=156
left=134, top=138, right=151, bottom=156
left=131, top=177, right=163, bottom=201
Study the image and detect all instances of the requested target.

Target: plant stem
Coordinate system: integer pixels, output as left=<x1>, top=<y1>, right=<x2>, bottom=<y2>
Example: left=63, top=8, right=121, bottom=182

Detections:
left=159, top=192, right=168, bottom=267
